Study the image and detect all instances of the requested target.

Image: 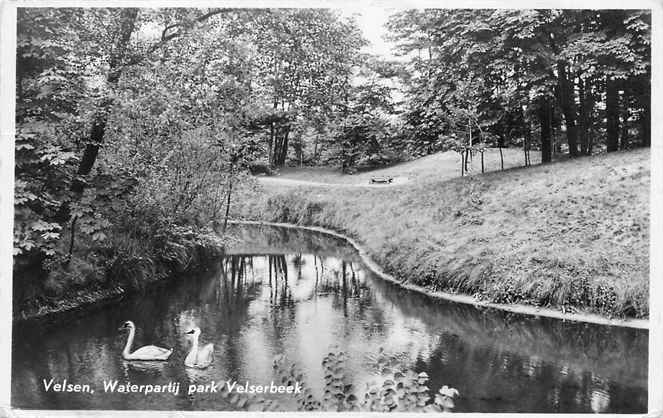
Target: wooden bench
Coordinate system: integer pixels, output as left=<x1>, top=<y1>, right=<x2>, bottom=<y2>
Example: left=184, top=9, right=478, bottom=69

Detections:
left=369, top=176, right=394, bottom=184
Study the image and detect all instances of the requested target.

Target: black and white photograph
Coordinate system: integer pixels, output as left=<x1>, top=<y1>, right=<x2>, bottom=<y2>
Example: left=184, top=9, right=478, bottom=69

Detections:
left=1, top=1, right=661, bottom=415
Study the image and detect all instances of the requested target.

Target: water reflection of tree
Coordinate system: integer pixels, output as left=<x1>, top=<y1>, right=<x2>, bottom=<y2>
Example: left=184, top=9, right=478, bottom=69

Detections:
left=313, top=255, right=327, bottom=291
left=226, top=224, right=361, bottom=261
left=218, top=256, right=265, bottom=321
left=259, top=254, right=367, bottom=309
left=266, top=255, right=293, bottom=307
left=314, top=261, right=362, bottom=297
left=291, top=253, right=304, bottom=283
left=217, top=256, right=266, bottom=381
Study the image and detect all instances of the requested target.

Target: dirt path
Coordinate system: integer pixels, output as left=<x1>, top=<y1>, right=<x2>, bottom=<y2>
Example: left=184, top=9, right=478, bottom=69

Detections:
left=254, top=149, right=536, bottom=188
left=256, top=175, right=409, bottom=188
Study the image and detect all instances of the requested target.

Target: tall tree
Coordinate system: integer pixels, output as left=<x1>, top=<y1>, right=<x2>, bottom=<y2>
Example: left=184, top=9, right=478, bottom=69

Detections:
left=387, top=9, right=650, bottom=163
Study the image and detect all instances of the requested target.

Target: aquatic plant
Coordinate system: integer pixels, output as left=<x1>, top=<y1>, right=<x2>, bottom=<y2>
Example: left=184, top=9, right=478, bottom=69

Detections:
left=219, top=347, right=459, bottom=412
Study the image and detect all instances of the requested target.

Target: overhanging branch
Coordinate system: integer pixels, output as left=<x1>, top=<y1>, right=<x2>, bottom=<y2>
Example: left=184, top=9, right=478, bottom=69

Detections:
left=126, top=8, right=227, bottom=68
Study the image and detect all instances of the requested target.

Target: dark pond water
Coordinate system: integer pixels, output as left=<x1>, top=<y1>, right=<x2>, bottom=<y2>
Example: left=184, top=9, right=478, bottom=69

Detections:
left=12, top=224, right=648, bottom=412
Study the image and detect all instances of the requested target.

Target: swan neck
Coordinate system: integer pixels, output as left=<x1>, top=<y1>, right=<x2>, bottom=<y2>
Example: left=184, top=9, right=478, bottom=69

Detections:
left=188, top=333, right=199, bottom=358
left=123, top=327, right=135, bottom=356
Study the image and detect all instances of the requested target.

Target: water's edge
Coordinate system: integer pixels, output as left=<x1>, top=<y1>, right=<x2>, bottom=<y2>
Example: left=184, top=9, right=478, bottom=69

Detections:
left=229, top=219, right=649, bottom=330
left=13, top=287, right=126, bottom=324
left=13, top=236, right=224, bottom=324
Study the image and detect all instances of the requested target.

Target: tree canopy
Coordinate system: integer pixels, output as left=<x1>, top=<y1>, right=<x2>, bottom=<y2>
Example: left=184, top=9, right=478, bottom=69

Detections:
left=386, top=9, right=651, bottom=160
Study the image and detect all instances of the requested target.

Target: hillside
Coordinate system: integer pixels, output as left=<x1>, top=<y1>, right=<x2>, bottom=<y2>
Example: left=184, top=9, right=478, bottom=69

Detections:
left=235, top=149, right=650, bottom=318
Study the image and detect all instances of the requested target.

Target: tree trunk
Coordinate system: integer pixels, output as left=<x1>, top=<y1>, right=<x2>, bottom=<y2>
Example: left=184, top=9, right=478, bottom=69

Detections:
left=606, top=76, right=620, bottom=152
left=620, top=106, right=629, bottom=150
left=268, top=121, right=275, bottom=167
left=619, top=81, right=630, bottom=150
left=524, top=121, right=532, bottom=166
left=464, top=148, right=470, bottom=172
left=72, top=8, right=138, bottom=188
left=271, top=121, right=291, bottom=168
left=279, top=126, right=290, bottom=166
left=583, top=77, right=595, bottom=155
left=578, top=76, right=588, bottom=155
left=538, top=97, right=552, bottom=163
left=499, top=146, right=504, bottom=170
left=65, top=216, right=77, bottom=265
left=497, top=134, right=505, bottom=170
left=556, top=61, right=579, bottom=157
left=268, top=93, right=278, bottom=166
left=222, top=171, right=234, bottom=234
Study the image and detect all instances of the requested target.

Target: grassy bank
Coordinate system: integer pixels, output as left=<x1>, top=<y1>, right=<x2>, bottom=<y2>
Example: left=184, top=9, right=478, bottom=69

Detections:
left=13, top=227, right=225, bottom=322
left=234, top=149, right=650, bottom=319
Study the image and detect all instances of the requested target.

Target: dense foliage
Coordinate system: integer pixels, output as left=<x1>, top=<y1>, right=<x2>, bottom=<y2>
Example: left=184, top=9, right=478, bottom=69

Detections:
left=387, top=9, right=651, bottom=161
left=14, top=8, right=367, bottom=314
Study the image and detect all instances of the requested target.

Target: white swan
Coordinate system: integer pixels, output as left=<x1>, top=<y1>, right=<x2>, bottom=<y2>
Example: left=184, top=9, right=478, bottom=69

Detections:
left=119, top=321, right=173, bottom=361
left=184, top=326, right=214, bottom=369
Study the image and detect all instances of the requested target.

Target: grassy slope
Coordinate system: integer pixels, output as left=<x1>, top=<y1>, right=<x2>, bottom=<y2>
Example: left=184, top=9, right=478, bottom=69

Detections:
left=235, top=149, right=649, bottom=318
